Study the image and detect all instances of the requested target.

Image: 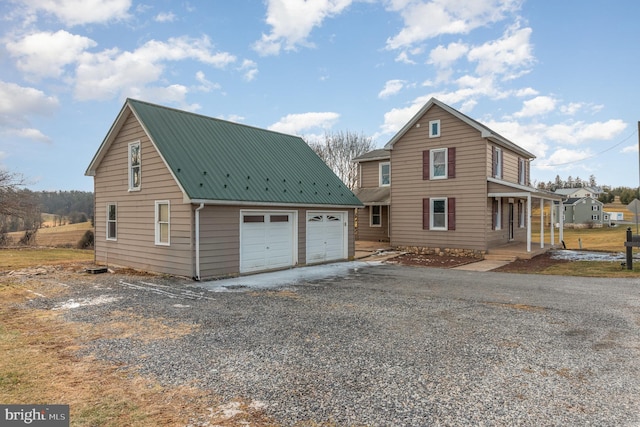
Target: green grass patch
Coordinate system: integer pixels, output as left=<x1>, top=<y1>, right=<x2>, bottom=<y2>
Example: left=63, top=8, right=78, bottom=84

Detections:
left=541, top=261, right=640, bottom=277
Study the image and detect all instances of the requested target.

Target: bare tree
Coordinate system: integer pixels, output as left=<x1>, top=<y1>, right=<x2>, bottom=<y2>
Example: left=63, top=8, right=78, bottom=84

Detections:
left=0, top=171, right=40, bottom=245
left=306, top=131, right=374, bottom=190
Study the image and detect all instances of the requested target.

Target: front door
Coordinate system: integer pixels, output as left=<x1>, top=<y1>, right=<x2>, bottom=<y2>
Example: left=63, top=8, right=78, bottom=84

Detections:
left=508, top=203, right=514, bottom=241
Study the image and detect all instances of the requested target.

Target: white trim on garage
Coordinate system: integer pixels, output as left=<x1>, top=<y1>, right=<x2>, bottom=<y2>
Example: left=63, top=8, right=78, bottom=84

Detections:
left=306, top=211, right=348, bottom=264
left=240, top=210, right=298, bottom=274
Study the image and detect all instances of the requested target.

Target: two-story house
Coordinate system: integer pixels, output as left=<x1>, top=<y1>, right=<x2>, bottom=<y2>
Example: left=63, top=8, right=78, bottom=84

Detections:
left=554, top=196, right=606, bottom=228
left=354, top=98, right=563, bottom=258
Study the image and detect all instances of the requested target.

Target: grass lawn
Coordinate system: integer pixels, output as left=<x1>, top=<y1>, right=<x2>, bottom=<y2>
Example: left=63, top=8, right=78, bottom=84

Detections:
left=0, top=248, right=94, bottom=270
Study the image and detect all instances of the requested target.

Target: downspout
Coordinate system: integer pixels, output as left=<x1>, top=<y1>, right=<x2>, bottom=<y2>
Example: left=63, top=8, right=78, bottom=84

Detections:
left=194, top=203, right=205, bottom=281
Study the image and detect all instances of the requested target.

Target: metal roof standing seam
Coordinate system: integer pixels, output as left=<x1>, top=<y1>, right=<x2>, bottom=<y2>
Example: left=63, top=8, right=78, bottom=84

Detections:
left=128, top=99, right=362, bottom=207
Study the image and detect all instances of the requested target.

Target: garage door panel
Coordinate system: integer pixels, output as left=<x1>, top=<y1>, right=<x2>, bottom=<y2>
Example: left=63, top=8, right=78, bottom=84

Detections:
left=241, top=212, right=295, bottom=273
left=306, top=212, right=346, bottom=264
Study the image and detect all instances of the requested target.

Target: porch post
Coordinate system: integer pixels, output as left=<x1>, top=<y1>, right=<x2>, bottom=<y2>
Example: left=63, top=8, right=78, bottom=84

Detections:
left=527, top=195, right=532, bottom=252
left=550, top=199, right=555, bottom=247
left=559, top=202, right=564, bottom=243
left=540, top=198, right=544, bottom=248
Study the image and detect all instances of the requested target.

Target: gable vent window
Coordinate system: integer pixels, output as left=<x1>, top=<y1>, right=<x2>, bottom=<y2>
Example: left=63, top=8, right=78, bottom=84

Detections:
left=429, top=120, right=441, bottom=138
left=128, top=141, right=141, bottom=191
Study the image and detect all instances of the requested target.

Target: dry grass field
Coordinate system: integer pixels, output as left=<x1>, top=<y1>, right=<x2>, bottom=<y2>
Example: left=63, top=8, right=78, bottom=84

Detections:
left=7, top=221, right=92, bottom=248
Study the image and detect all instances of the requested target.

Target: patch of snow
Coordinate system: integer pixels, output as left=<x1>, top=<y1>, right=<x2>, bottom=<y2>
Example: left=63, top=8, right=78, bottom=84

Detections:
left=198, top=261, right=380, bottom=292
left=53, top=295, right=121, bottom=310
left=551, top=250, right=639, bottom=262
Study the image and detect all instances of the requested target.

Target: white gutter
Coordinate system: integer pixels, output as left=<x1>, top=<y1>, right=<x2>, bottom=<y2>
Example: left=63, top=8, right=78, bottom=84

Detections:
left=194, top=203, right=205, bottom=280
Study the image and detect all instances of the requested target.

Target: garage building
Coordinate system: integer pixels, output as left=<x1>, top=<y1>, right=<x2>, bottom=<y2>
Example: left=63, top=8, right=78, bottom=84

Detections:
left=86, top=99, right=362, bottom=279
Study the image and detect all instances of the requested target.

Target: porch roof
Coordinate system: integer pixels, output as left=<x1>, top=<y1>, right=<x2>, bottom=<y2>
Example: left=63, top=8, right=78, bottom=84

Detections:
left=352, top=187, right=390, bottom=206
left=487, top=177, right=563, bottom=201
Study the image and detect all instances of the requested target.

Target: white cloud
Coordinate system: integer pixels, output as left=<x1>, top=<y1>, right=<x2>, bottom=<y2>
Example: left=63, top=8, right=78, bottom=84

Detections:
left=19, top=0, right=132, bottom=25
left=428, top=42, right=468, bottom=68
left=155, top=12, right=176, bottom=22
left=74, top=36, right=236, bottom=101
left=385, top=0, right=522, bottom=50
left=239, top=59, right=259, bottom=82
left=194, top=71, right=221, bottom=93
left=536, top=147, right=593, bottom=169
left=622, top=145, right=638, bottom=153
left=128, top=84, right=201, bottom=112
left=513, top=96, right=556, bottom=118
left=378, top=79, right=405, bottom=98
left=0, top=81, right=58, bottom=143
left=6, top=30, right=97, bottom=80
left=467, top=24, right=534, bottom=80
left=253, top=0, right=353, bottom=56
left=268, top=112, right=340, bottom=135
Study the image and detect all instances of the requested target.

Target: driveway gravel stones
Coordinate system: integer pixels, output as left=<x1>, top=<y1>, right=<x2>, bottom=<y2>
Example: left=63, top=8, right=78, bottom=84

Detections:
left=23, top=263, right=640, bottom=426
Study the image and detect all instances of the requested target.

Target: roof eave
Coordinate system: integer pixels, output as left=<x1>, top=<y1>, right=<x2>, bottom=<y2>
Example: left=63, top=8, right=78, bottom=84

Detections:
left=187, top=198, right=363, bottom=209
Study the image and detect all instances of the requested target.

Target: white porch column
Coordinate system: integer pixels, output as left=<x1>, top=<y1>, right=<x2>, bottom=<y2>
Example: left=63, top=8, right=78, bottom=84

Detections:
left=540, top=198, right=544, bottom=248
left=527, top=195, right=532, bottom=252
left=559, top=202, right=564, bottom=243
left=550, top=200, right=555, bottom=247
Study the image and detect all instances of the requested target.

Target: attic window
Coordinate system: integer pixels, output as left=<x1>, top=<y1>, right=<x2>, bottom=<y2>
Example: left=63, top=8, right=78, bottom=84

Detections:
left=128, top=141, right=141, bottom=191
left=429, top=120, right=440, bottom=138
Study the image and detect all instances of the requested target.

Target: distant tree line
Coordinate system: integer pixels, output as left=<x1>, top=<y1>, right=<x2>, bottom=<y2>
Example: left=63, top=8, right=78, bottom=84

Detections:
left=38, top=190, right=94, bottom=226
left=535, top=173, right=639, bottom=205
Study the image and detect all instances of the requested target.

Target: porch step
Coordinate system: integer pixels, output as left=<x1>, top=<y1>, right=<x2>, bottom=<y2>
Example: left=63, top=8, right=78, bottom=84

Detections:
left=484, top=253, right=518, bottom=262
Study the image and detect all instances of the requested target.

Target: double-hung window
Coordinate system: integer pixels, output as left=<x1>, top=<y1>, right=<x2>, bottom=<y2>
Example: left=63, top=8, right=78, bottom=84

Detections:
left=493, top=147, right=503, bottom=179
left=128, top=141, right=141, bottom=191
left=379, top=162, right=390, bottom=186
left=155, top=201, right=170, bottom=245
left=518, top=158, right=527, bottom=185
left=370, top=205, right=382, bottom=227
left=106, top=203, right=117, bottom=240
left=430, top=148, right=447, bottom=179
left=422, top=197, right=455, bottom=231
left=592, top=205, right=600, bottom=211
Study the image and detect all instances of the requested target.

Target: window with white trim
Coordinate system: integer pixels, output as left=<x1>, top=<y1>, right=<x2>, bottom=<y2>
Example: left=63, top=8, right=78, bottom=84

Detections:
left=519, top=158, right=527, bottom=185
left=430, top=148, right=447, bottom=179
left=155, top=201, right=170, bottom=245
left=107, top=203, right=117, bottom=240
left=379, top=162, right=390, bottom=186
left=370, top=205, right=381, bottom=227
left=493, top=198, right=502, bottom=230
left=493, top=147, right=503, bottom=179
left=429, top=120, right=440, bottom=138
left=592, top=205, right=600, bottom=211
left=518, top=200, right=525, bottom=228
left=431, top=198, right=447, bottom=230
left=592, top=214, right=600, bottom=221
left=128, top=141, right=141, bottom=191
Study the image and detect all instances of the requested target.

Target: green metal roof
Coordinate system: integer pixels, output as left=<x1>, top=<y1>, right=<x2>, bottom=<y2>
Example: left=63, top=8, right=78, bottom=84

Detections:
left=127, top=99, right=362, bottom=207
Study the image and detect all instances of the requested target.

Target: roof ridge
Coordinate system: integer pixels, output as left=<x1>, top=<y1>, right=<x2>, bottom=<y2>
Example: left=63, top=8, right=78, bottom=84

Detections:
left=126, top=98, right=301, bottom=140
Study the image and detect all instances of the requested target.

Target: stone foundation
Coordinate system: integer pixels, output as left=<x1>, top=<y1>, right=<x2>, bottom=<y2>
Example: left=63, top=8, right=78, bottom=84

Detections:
left=396, top=246, right=485, bottom=259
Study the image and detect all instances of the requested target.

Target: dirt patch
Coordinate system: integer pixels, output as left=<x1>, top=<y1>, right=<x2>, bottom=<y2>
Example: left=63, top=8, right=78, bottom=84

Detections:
left=386, top=251, right=570, bottom=273
left=492, top=252, right=570, bottom=273
left=387, top=253, right=478, bottom=268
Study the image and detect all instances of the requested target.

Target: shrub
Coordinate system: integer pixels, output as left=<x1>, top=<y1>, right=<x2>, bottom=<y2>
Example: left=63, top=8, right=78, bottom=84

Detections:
left=77, top=230, right=94, bottom=249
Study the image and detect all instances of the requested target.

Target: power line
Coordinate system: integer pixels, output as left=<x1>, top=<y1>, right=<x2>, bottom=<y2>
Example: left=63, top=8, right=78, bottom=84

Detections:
left=541, top=128, right=638, bottom=167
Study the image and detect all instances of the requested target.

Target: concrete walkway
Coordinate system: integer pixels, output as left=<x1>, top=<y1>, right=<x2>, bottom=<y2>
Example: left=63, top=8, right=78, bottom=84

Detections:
left=452, top=259, right=511, bottom=271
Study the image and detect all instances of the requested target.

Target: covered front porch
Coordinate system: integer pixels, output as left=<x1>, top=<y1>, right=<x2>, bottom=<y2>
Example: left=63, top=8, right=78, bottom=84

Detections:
left=488, top=178, right=564, bottom=259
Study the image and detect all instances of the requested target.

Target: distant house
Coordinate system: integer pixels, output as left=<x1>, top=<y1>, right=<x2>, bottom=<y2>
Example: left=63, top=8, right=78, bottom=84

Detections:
left=554, top=196, right=606, bottom=227
left=85, top=99, right=362, bottom=279
left=353, top=98, right=563, bottom=257
left=553, top=186, right=603, bottom=200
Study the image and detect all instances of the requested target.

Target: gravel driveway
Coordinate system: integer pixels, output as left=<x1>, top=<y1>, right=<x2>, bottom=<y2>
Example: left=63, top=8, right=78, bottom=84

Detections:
left=30, top=262, right=640, bottom=426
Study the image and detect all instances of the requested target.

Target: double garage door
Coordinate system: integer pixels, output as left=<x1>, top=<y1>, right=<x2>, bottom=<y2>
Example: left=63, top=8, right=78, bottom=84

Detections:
left=240, top=211, right=346, bottom=273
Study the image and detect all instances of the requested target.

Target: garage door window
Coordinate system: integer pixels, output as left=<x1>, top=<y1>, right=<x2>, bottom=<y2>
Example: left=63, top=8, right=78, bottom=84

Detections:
left=243, top=215, right=264, bottom=223
left=270, top=215, right=289, bottom=222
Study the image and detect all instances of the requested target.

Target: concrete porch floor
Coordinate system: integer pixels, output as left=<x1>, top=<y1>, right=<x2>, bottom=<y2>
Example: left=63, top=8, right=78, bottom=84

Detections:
left=485, top=241, right=556, bottom=261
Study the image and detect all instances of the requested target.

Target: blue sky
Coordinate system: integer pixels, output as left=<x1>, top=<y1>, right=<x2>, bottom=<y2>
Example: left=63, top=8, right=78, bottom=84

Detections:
left=1, top=0, right=638, bottom=192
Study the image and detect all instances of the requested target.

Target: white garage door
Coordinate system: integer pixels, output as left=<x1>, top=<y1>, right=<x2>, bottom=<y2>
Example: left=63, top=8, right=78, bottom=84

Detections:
left=240, top=211, right=295, bottom=273
left=306, top=212, right=346, bottom=264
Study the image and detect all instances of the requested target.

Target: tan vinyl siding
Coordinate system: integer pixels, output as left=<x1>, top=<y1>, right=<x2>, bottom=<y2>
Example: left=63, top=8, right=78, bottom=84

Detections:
left=390, top=105, right=489, bottom=250
left=359, top=160, right=385, bottom=188
left=197, top=205, right=355, bottom=279
left=93, top=111, right=194, bottom=277
left=356, top=206, right=390, bottom=241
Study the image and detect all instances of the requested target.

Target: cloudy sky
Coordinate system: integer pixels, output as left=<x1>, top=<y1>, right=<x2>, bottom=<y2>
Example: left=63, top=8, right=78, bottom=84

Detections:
left=1, top=0, right=638, bottom=191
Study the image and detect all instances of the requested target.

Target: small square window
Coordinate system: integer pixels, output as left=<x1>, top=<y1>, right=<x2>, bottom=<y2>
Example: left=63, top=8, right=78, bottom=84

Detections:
left=429, top=120, right=440, bottom=138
